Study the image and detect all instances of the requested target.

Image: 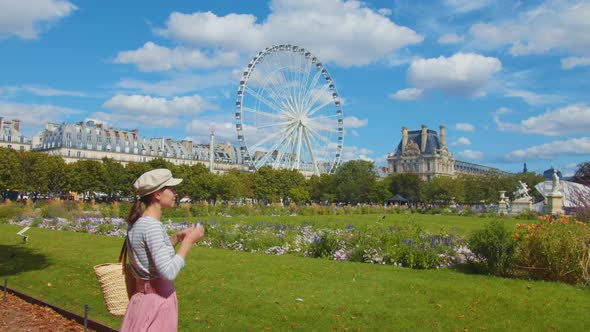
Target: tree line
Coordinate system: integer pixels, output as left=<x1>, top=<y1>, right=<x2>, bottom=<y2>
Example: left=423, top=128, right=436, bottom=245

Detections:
left=1, top=147, right=586, bottom=205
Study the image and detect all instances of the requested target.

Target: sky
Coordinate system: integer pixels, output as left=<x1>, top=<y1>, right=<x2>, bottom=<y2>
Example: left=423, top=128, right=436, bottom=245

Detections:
left=0, top=0, right=589, bottom=176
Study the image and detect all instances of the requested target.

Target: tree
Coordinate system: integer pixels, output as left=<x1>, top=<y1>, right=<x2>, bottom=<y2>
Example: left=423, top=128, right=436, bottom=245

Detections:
left=176, top=163, right=215, bottom=201
left=388, top=173, right=422, bottom=203
left=67, top=160, right=107, bottom=198
left=308, top=173, right=336, bottom=202
left=213, top=170, right=245, bottom=201
left=574, top=162, right=590, bottom=186
left=0, top=148, right=22, bottom=197
left=102, top=158, right=129, bottom=200
left=368, top=178, right=391, bottom=204
left=423, top=176, right=464, bottom=204
left=333, top=160, right=377, bottom=204
left=252, top=166, right=281, bottom=202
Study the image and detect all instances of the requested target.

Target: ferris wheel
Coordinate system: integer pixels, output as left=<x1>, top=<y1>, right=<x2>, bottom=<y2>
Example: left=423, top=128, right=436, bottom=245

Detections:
left=235, top=44, right=344, bottom=176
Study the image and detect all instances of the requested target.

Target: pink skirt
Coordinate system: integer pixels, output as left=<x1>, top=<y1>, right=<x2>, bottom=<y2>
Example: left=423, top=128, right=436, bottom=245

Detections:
left=120, top=278, right=178, bottom=332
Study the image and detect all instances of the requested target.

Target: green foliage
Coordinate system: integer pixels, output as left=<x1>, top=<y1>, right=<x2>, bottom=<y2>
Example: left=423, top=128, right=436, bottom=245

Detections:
left=468, top=220, right=518, bottom=276
left=515, top=216, right=590, bottom=284
left=388, top=173, right=422, bottom=202
left=333, top=160, right=377, bottom=204
left=423, top=176, right=464, bottom=204
left=308, top=231, right=339, bottom=258
left=573, top=161, right=590, bottom=186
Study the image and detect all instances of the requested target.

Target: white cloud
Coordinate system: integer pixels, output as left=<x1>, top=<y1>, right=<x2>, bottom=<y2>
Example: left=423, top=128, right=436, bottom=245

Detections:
left=0, top=85, right=86, bottom=97
left=451, top=137, right=471, bottom=146
left=444, top=0, right=491, bottom=13
left=186, top=118, right=237, bottom=143
left=408, top=52, right=501, bottom=97
left=495, top=104, right=590, bottom=136
left=506, top=137, right=590, bottom=161
left=113, top=42, right=240, bottom=72
left=343, top=116, right=368, bottom=128
left=116, top=71, right=232, bottom=96
left=351, top=129, right=360, bottom=137
left=155, top=0, right=423, bottom=67
left=469, top=1, right=590, bottom=56
left=437, top=33, right=464, bottom=44
left=561, top=56, right=590, bottom=69
left=100, top=94, right=219, bottom=128
left=390, top=88, right=424, bottom=101
left=339, top=145, right=374, bottom=161
left=378, top=8, right=392, bottom=16
left=504, top=89, right=560, bottom=105
left=0, top=102, right=81, bottom=130
left=458, top=149, right=484, bottom=161
left=0, top=0, right=76, bottom=39
left=454, top=123, right=474, bottom=132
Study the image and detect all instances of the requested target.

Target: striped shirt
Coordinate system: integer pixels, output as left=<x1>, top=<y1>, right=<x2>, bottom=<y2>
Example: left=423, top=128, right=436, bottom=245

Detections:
left=127, top=216, right=185, bottom=281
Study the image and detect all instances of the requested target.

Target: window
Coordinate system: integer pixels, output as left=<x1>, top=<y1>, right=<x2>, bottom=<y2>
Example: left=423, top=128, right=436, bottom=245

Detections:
left=107, top=137, right=111, bottom=143
left=66, top=133, right=72, bottom=139
left=67, top=150, right=71, bottom=157
left=66, top=141, right=71, bottom=147
left=77, top=134, right=81, bottom=140
left=97, top=137, right=102, bottom=143
left=116, top=138, right=120, bottom=144
left=20, top=146, right=24, bottom=151
left=7, top=144, right=12, bottom=149
left=76, top=151, right=81, bottom=157
left=87, top=135, right=92, bottom=142
left=7, top=136, right=11, bottom=142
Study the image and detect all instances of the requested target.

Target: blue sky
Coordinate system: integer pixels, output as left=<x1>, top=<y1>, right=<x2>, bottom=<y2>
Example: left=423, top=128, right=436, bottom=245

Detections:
left=1, top=0, right=589, bottom=176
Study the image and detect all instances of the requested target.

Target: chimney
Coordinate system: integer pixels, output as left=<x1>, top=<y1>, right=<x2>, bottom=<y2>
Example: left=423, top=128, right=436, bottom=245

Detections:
left=439, top=125, right=446, bottom=146
left=181, top=140, right=193, bottom=154
left=0, top=117, right=3, bottom=131
left=12, top=119, right=20, bottom=132
left=401, top=127, right=408, bottom=154
left=421, top=124, right=427, bottom=152
left=165, top=138, right=172, bottom=146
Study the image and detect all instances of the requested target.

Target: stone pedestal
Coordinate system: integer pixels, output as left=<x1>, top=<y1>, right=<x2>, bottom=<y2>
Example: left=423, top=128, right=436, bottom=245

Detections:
left=546, top=193, right=564, bottom=215
left=498, top=191, right=509, bottom=214
left=511, top=198, right=532, bottom=214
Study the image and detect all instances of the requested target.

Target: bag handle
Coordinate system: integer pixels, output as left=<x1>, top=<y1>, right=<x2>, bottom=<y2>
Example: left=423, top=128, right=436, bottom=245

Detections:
left=118, top=238, right=127, bottom=274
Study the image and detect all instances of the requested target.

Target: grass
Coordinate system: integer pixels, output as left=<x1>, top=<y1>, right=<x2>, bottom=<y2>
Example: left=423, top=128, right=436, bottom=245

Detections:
left=175, top=213, right=536, bottom=236
left=2, top=222, right=588, bottom=331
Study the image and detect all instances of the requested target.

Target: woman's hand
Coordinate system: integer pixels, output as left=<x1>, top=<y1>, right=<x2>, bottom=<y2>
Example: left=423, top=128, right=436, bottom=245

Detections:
left=183, top=224, right=205, bottom=245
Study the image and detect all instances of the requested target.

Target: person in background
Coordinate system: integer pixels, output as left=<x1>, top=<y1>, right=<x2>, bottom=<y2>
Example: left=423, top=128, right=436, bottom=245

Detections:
left=121, top=168, right=204, bottom=332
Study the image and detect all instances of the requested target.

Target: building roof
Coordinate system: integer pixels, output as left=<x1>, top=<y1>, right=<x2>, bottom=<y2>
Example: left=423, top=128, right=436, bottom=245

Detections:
left=394, top=129, right=443, bottom=156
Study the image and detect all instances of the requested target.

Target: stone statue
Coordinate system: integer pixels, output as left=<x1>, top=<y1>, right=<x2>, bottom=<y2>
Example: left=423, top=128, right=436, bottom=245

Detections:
left=514, top=180, right=531, bottom=200
left=552, top=170, right=561, bottom=193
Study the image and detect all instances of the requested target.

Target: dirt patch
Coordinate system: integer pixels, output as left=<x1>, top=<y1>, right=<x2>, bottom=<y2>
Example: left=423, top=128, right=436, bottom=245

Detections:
left=0, top=292, right=96, bottom=332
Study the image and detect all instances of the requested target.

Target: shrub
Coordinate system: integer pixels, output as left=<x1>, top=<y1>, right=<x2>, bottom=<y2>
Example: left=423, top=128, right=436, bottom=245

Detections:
left=468, top=220, right=518, bottom=277
left=514, top=215, right=590, bottom=284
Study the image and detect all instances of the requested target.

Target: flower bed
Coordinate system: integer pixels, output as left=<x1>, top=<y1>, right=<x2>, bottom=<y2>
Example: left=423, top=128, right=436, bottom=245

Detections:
left=8, top=216, right=474, bottom=269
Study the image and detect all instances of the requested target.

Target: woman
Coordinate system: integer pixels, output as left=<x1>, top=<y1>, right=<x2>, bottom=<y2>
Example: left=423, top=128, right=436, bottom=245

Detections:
left=121, top=168, right=204, bottom=331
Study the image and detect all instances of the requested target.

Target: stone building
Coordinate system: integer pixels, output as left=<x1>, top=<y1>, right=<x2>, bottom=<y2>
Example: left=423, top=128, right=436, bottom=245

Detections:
left=387, top=125, right=499, bottom=181
left=0, top=117, right=32, bottom=151
left=33, top=120, right=248, bottom=174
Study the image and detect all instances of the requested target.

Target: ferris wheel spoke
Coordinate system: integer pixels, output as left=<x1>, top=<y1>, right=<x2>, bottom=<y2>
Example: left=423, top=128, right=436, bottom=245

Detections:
left=309, top=114, right=339, bottom=120
left=256, top=120, right=294, bottom=130
left=244, top=86, right=290, bottom=117
left=306, top=98, right=334, bottom=117
left=301, top=71, right=324, bottom=109
left=305, top=125, right=332, bottom=145
left=241, top=107, right=286, bottom=120
left=249, top=124, right=296, bottom=153
left=307, top=121, right=338, bottom=134
left=305, top=84, right=330, bottom=113
left=254, top=123, right=298, bottom=168
left=302, top=127, right=320, bottom=176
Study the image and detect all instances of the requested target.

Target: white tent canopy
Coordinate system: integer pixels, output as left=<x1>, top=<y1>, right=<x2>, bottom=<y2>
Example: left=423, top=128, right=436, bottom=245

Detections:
left=535, top=180, right=590, bottom=208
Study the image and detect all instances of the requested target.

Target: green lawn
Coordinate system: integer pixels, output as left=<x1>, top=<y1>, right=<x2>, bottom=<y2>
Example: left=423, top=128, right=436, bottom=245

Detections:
left=179, top=213, right=535, bottom=236
left=2, top=223, right=588, bottom=331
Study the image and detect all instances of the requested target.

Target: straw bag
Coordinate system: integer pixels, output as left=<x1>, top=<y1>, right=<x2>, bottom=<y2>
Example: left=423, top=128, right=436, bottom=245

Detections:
left=93, top=239, right=136, bottom=316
